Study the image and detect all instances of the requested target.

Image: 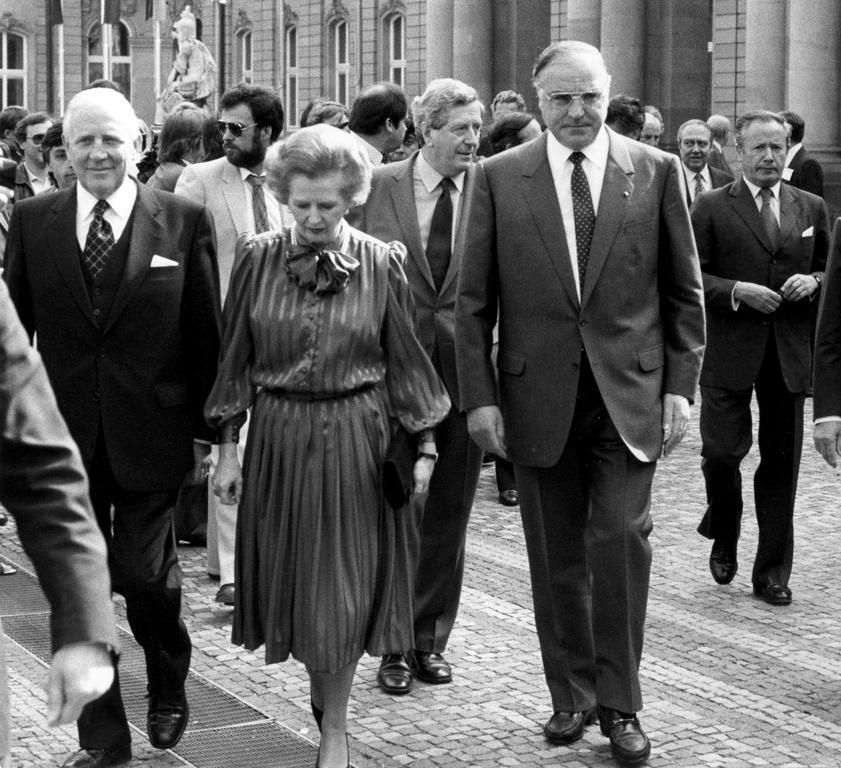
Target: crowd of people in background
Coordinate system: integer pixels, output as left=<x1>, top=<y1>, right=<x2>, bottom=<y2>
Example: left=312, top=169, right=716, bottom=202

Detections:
left=0, top=36, right=839, bottom=768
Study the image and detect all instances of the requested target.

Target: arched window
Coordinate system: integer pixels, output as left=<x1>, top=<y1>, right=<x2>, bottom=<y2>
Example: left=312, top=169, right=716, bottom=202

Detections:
left=383, top=13, right=405, bottom=88
left=238, top=29, right=253, bottom=83
left=0, top=30, right=26, bottom=108
left=285, top=25, right=299, bottom=127
left=328, top=18, right=349, bottom=106
left=87, top=22, right=132, bottom=101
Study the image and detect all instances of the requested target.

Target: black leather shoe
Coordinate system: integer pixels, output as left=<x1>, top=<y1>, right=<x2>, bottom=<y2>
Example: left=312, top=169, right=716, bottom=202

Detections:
left=709, top=541, right=737, bottom=585
left=498, top=489, right=519, bottom=506
left=215, top=583, right=235, bottom=605
left=60, top=748, right=132, bottom=768
left=753, top=582, right=792, bottom=606
left=377, top=653, right=413, bottom=694
left=147, top=691, right=189, bottom=749
left=598, top=706, right=651, bottom=765
left=412, top=650, right=452, bottom=684
left=543, top=708, right=596, bottom=744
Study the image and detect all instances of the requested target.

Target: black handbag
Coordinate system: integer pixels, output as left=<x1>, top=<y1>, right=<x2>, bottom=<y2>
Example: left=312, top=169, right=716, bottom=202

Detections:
left=382, top=425, right=415, bottom=509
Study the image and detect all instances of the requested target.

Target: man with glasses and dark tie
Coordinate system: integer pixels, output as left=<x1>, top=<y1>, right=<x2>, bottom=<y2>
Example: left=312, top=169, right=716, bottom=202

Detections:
left=456, top=41, right=705, bottom=765
left=176, top=83, right=290, bottom=607
left=690, top=110, right=829, bottom=607
left=13, top=111, right=55, bottom=200
left=677, top=119, right=732, bottom=209
left=4, top=86, right=220, bottom=768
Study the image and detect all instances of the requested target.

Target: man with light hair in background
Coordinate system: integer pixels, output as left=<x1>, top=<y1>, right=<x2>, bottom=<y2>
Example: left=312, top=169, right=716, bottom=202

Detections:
left=706, top=114, right=733, bottom=175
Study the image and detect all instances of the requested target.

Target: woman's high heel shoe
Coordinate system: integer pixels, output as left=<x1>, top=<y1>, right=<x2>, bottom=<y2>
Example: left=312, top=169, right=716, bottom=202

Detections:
left=315, top=735, right=350, bottom=768
left=310, top=699, right=323, bottom=732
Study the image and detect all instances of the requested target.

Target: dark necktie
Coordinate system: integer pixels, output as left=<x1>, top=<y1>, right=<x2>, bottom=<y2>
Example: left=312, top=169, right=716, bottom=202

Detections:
left=246, top=174, right=269, bottom=233
left=570, top=151, right=595, bottom=291
left=760, top=187, right=780, bottom=251
left=82, top=199, right=115, bottom=280
left=694, top=173, right=705, bottom=200
left=426, top=177, right=455, bottom=291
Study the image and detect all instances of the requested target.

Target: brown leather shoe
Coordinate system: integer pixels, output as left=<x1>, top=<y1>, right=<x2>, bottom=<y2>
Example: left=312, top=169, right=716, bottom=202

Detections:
left=597, top=706, right=651, bottom=764
left=543, top=708, right=596, bottom=744
left=60, top=748, right=132, bottom=768
left=147, top=690, right=189, bottom=749
left=377, top=653, right=413, bottom=695
left=412, top=650, right=452, bottom=684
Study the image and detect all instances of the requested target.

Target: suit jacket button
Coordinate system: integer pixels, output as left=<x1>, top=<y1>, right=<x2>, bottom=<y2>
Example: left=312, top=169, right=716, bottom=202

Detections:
left=98, top=348, right=106, bottom=358
left=93, top=308, right=101, bottom=317
left=92, top=391, right=101, bottom=402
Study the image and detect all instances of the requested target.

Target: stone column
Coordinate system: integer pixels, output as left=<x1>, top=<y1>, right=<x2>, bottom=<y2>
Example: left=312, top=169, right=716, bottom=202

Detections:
left=453, top=0, right=493, bottom=101
left=600, top=0, right=645, bottom=97
left=425, top=0, right=454, bottom=82
left=566, top=0, right=601, bottom=46
left=744, top=0, right=786, bottom=110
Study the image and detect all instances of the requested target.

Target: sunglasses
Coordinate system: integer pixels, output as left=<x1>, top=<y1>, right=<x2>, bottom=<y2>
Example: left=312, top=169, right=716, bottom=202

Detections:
left=217, top=121, right=259, bottom=138
left=28, top=133, right=46, bottom=145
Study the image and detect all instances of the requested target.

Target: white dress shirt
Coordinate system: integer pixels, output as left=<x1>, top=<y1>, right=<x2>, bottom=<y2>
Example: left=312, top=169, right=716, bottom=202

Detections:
left=76, top=176, right=137, bottom=249
left=545, top=126, right=609, bottom=299
left=682, top=163, right=712, bottom=203
left=413, top=150, right=466, bottom=252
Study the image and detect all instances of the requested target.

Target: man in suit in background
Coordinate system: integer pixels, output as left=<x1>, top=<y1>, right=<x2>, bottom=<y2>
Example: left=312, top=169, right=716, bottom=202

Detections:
left=4, top=87, right=221, bottom=768
left=348, top=82, right=408, bottom=164
left=678, top=119, right=733, bottom=208
left=175, top=83, right=287, bottom=606
left=0, top=276, right=117, bottom=768
left=358, top=77, right=485, bottom=697
left=706, top=114, right=734, bottom=176
left=456, top=41, right=705, bottom=765
left=691, top=110, right=828, bottom=607
left=780, top=110, right=824, bottom=199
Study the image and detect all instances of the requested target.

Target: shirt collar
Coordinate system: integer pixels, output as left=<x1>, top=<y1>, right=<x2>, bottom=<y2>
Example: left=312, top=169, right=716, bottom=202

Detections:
left=682, top=162, right=712, bottom=185
left=352, top=133, right=384, bottom=165
left=22, top=161, right=48, bottom=184
left=742, top=176, right=781, bottom=201
left=546, top=125, right=610, bottom=171
left=239, top=166, right=266, bottom=182
left=415, top=150, right=466, bottom=194
left=77, top=175, right=137, bottom=220
left=785, top=142, right=803, bottom=167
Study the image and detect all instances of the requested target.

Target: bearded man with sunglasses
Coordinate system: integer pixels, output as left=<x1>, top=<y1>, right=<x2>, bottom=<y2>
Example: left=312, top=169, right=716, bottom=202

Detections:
left=175, top=83, right=291, bottom=607
left=456, top=40, right=704, bottom=765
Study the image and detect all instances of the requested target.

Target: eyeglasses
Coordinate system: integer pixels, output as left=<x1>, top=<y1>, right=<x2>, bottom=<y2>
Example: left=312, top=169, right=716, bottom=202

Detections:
left=216, top=121, right=259, bottom=138
left=28, top=133, right=46, bottom=145
left=543, top=91, right=603, bottom=110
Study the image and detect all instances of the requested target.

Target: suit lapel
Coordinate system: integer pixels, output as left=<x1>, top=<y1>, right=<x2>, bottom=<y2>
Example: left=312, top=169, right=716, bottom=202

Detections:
left=581, top=132, right=634, bottom=307
left=729, top=178, right=774, bottom=253
left=104, top=183, right=162, bottom=334
left=390, top=157, right=433, bottom=288
left=47, top=189, right=98, bottom=328
left=221, top=161, right=249, bottom=234
left=520, top=135, right=580, bottom=308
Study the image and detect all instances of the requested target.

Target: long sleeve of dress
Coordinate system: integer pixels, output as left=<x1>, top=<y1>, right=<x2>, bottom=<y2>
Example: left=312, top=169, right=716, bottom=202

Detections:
left=381, top=246, right=451, bottom=433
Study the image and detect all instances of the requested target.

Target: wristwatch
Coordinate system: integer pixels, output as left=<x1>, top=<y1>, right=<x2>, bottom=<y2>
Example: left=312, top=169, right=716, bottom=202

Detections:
left=812, top=273, right=823, bottom=289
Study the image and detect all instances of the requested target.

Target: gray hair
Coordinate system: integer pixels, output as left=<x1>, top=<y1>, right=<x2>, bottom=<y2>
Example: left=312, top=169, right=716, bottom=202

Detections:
left=734, top=110, right=785, bottom=149
left=412, top=78, right=482, bottom=132
left=63, top=87, right=139, bottom=143
left=531, top=40, right=611, bottom=93
left=706, top=114, right=731, bottom=143
left=677, top=119, right=712, bottom=143
left=265, top=124, right=371, bottom=208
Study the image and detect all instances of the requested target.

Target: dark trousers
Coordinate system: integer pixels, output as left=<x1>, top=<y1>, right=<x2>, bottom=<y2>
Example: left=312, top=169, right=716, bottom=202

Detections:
left=494, top=455, right=516, bottom=493
left=412, top=405, right=483, bottom=653
left=516, top=359, right=655, bottom=714
left=78, top=435, right=191, bottom=751
left=698, top=335, right=804, bottom=588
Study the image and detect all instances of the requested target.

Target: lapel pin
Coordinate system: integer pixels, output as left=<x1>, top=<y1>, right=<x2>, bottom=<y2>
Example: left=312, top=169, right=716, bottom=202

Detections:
left=623, top=191, right=630, bottom=198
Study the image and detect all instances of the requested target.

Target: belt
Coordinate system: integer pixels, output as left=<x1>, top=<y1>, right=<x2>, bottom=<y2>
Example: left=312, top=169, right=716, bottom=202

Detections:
left=263, top=383, right=375, bottom=401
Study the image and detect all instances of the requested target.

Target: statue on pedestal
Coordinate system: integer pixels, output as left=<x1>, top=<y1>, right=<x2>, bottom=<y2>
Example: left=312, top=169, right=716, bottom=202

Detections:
left=158, top=6, right=216, bottom=118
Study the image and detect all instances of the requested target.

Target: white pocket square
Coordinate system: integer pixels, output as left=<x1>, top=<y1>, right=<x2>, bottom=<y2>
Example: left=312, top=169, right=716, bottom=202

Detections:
left=150, top=254, right=179, bottom=267
left=802, top=226, right=814, bottom=238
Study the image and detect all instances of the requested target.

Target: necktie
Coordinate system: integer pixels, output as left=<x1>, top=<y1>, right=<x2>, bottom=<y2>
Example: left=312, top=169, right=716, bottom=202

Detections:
left=82, top=199, right=115, bottom=280
left=246, top=174, right=269, bottom=233
left=759, top=187, right=780, bottom=251
left=694, top=173, right=705, bottom=200
left=426, top=177, right=455, bottom=291
left=570, top=151, right=595, bottom=291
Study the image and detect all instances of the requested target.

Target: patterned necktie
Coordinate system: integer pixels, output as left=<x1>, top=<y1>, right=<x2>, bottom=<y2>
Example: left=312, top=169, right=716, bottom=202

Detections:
left=426, top=177, right=455, bottom=291
left=82, top=199, right=115, bottom=280
left=246, top=174, right=269, bottom=233
left=694, top=173, right=705, bottom=200
left=759, top=187, right=780, bottom=251
left=570, top=151, right=595, bottom=291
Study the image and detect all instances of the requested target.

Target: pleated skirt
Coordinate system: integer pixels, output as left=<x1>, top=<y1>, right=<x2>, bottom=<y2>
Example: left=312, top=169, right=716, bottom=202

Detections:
left=232, top=386, right=416, bottom=672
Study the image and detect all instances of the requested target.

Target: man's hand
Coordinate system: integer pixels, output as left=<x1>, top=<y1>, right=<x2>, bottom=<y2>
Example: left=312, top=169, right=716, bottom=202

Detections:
left=780, top=273, right=820, bottom=302
left=212, top=443, right=242, bottom=504
left=467, top=405, right=507, bottom=459
left=734, top=282, right=783, bottom=314
left=813, top=421, right=841, bottom=468
left=46, top=643, right=114, bottom=727
left=662, top=393, right=690, bottom=457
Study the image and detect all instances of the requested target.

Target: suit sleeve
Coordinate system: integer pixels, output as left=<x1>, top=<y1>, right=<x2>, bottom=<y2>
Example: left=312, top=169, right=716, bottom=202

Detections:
left=810, top=196, right=830, bottom=274
left=691, top=191, right=741, bottom=313
left=454, top=160, right=499, bottom=411
left=658, top=155, right=706, bottom=401
left=0, top=281, right=117, bottom=653
left=3, top=203, right=35, bottom=338
left=814, top=218, right=841, bottom=418
left=799, top=158, right=824, bottom=199
left=173, top=163, right=206, bottom=204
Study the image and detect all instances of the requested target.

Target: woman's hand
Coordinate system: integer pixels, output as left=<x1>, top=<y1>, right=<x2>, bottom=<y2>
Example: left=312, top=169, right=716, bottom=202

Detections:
left=412, top=456, right=436, bottom=496
left=212, top=444, right=242, bottom=505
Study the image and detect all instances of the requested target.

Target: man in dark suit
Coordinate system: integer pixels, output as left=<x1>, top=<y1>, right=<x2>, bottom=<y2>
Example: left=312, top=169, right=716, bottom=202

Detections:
left=691, top=110, right=829, bottom=607
left=706, top=115, right=734, bottom=175
left=780, top=110, right=824, bottom=198
left=456, top=41, right=705, bottom=765
left=0, top=277, right=117, bottom=767
left=4, top=87, right=221, bottom=768
left=678, top=119, right=733, bottom=208
left=358, top=77, right=485, bottom=696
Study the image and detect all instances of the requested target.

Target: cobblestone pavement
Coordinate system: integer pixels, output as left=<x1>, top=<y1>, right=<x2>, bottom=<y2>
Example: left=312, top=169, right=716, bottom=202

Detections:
left=5, top=398, right=841, bottom=767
